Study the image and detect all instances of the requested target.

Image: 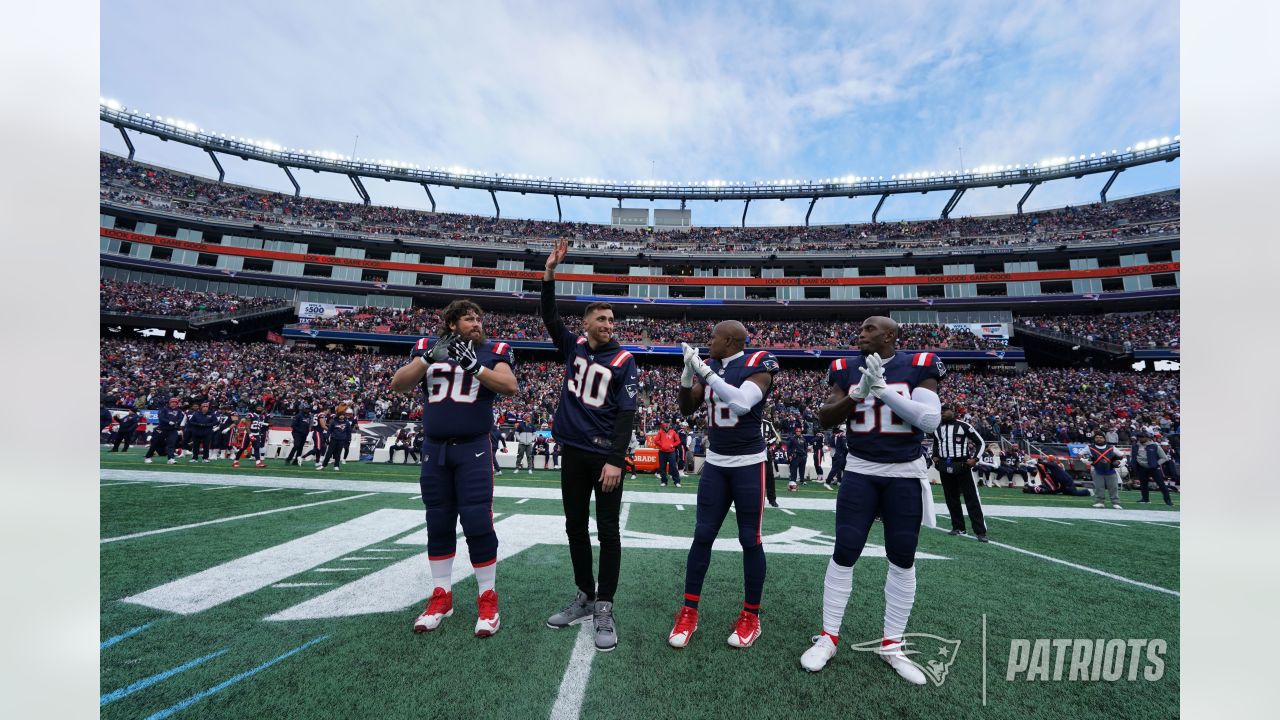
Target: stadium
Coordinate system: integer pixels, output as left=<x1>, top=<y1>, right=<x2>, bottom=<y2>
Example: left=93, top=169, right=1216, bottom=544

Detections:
left=94, top=9, right=1182, bottom=720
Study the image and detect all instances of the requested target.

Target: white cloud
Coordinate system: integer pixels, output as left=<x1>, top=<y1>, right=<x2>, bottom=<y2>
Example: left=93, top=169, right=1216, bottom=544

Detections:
left=100, top=0, right=1178, bottom=225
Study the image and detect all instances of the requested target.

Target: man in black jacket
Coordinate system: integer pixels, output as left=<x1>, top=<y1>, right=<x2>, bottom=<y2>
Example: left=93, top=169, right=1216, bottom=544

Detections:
left=144, top=397, right=186, bottom=465
left=286, top=405, right=313, bottom=466
left=186, top=402, right=216, bottom=463
left=110, top=409, right=140, bottom=453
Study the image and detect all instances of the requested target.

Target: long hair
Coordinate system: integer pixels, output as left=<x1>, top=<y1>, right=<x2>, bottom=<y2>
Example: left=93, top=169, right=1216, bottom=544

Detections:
left=439, top=299, right=483, bottom=336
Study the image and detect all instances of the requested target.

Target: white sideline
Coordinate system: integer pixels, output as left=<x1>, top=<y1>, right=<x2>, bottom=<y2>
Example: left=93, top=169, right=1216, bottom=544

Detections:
left=101, top=493, right=378, bottom=544
left=99, top=469, right=1180, bottom=522
left=549, top=623, right=598, bottom=720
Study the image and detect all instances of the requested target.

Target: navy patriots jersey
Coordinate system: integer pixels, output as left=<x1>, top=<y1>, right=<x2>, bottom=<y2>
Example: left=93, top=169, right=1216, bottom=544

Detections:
left=694, top=350, right=779, bottom=457
left=413, top=338, right=515, bottom=441
left=827, top=351, right=945, bottom=464
left=249, top=415, right=270, bottom=438
left=549, top=333, right=639, bottom=455
left=156, top=407, right=185, bottom=433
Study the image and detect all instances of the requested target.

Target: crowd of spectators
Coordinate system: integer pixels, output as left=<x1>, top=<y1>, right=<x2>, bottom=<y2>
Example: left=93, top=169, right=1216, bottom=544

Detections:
left=101, top=338, right=1178, bottom=447
left=296, top=306, right=1005, bottom=350
left=100, top=279, right=287, bottom=317
left=101, top=153, right=1180, bottom=255
left=1017, top=310, right=1180, bottom=349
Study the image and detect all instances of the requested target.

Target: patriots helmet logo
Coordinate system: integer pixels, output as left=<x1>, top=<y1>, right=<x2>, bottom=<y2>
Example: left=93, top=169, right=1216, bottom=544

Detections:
left=848, top=633, right=961, bottom=686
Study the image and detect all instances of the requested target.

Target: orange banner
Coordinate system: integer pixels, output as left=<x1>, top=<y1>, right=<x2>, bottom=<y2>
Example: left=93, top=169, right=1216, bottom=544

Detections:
left=103, top=228, right=1179, bottom=288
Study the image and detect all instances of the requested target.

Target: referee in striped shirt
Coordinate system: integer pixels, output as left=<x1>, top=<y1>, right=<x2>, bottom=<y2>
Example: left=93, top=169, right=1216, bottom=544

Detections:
left=932, top=405, right=989, bottom=543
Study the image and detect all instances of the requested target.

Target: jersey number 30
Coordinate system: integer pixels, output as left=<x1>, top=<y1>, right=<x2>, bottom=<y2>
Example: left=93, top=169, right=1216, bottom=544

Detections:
left=848, top=382, right=912, bottom=434
left=566, top=357, right=611, bottom=408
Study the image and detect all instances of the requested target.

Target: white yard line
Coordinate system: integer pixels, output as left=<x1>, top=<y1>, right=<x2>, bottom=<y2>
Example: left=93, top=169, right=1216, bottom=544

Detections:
left=154, top=484, right=189, bottom=488
left=101, top=493, right=378, bottom=544
left=1144, top=522, right=1181, bottom=529
left=312, top=567, right=371, bottom=572
left=303, top=491, right=333, bottom=496
left=201, top=486, right=240, bottom=491
left=675, top=505, right=684, bottom=511
left=926, top=526, right=1178, bottom=597
left=100, top=482, right=146, bottom=487
left=1091, top=520, right=1129, bottom=528
left=253, top=488, right=287, bottom=493
left=989, top=517, right=1019, bottom=524
left=619, top=503, right=632, bottom=533
left=516, top=499, right=530, bottom=505
left=271, top=583, right=336, bottom=588
left=549, top=623, right=599, bottom=720
left=1038, top=518, right=1073, bottom=526
left=779, top=508, right=796, bottom=516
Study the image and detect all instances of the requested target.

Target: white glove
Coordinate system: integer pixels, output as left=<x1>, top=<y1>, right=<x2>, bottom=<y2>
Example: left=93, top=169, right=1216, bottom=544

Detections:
left=682, top=343, right=715, bottom=382
left=681, top=342, right=699, bottom=366
left=680, top=362, right=695, bottom=389
left=860, top=353, right=888, bottom=397
left=850, top=371, right=873, bottom=401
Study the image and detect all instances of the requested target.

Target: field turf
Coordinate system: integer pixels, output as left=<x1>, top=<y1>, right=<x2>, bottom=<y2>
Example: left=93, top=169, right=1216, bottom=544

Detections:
left=100, top=449, right=1178, bottom=719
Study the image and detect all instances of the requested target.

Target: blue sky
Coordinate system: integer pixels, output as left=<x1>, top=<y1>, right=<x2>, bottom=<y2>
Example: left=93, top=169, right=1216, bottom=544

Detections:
left=100, top=0, right=1179, bottom=227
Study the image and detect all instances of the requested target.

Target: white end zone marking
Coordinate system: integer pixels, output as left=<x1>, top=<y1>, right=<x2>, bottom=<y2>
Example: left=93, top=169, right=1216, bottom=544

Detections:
left=120, top=508, right=421, bottom=613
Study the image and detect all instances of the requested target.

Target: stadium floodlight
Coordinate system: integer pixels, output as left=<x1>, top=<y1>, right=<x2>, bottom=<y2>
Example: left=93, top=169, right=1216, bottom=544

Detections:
left=1174, top=135, right=1180, bottom=142
left=1160, top=136, right=1171, bottom=145
left=1135, top=142, right=1146, bottom=151
left=105, top=98, right=122, bottom=111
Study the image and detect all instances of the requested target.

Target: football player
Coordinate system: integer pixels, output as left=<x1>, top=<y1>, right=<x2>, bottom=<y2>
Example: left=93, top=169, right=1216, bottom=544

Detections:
left=800, top=316, right=944, bottom=684
left=391, top=299, right=517, bottom=637
left=668, top=323, right=778, bottom=650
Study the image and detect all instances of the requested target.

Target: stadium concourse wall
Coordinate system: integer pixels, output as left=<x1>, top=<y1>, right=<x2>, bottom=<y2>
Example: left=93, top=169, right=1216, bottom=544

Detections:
left=278, top=327, right=1026, bottom=361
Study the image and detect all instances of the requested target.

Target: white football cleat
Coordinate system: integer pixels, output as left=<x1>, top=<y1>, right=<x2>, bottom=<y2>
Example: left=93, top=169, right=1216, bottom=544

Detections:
left=879, top=641, right=927, bottom=685
left=414, top=588, right=453, bottom=633
left=801, top=633, right=838, bottom=672
left=167, top=459, right=177, bottom=465
left=144, top=458, right=153, bottom=464
left=1092, top=502, right=1104, bottom=508
left=475, top=589, right=500, bottom=637
left=1112, top=504, right=1122, bottom=510
left=727, top=610, right=761, bottom=649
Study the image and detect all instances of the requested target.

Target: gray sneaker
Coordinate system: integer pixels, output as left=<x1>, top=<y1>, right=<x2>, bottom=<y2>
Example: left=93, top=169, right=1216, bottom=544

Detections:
left=546, top=591, right=594, bottom=629
left=593, top=601, right=617, bottom=652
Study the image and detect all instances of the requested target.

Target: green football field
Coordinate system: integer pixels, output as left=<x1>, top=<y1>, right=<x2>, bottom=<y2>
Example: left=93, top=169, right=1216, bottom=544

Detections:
left=100, top=449, right=1179, bottom=720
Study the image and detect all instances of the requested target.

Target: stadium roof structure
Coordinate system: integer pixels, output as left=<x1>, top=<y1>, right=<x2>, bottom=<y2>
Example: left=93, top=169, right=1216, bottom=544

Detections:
left=101, top=102, right=1179, bottom=226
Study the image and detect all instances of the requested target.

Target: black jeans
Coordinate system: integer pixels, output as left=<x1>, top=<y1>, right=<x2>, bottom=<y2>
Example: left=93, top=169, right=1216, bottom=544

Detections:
left=939, top=461, right=987, bottom=535
left=560, top=444, right=623, bottom=603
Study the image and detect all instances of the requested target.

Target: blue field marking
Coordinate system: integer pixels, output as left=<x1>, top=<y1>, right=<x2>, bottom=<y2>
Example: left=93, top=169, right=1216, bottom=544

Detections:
left=101, top=649, right=228, bottom=706
left=141, top=635, right=329, bottom=720
left=101, top=622, right=153, bottom=650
